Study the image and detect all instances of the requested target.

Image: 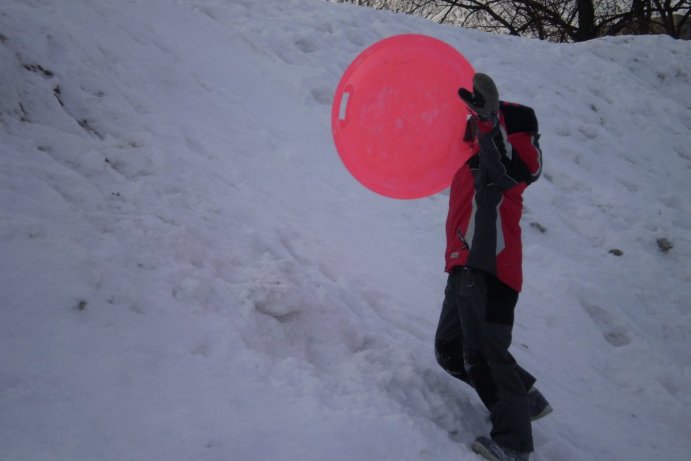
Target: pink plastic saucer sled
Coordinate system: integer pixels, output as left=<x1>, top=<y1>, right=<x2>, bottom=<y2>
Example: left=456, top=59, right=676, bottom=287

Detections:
left=331, top=34, right=475, bottom=199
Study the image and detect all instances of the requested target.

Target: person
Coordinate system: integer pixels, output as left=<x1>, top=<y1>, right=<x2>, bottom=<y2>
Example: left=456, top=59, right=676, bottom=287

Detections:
left=434, top=73, right=551, bottom=461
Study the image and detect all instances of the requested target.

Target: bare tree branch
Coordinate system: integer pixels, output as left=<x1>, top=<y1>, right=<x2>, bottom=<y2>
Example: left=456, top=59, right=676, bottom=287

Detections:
left=327, top=0, right=691, bottom=42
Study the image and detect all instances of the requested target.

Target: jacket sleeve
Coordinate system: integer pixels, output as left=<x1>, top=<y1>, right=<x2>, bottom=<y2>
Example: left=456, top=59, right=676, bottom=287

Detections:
left=476, top=130, right=521, bottom=190
left=475, top=127, right=543, bottom=190
left=508, top=131, right=542, bottom=185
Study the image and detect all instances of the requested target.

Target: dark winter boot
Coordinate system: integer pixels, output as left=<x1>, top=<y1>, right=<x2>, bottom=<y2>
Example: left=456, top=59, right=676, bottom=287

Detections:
left=472, top=436, right=530, bottom=461
left=528, top=387, right=553, bottom=422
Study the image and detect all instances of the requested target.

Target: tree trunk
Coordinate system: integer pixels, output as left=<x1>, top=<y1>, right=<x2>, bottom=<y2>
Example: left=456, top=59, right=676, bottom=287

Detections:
left=632, top=0, right=650, bottom=34
left=575, top=0, right=596, bottom=41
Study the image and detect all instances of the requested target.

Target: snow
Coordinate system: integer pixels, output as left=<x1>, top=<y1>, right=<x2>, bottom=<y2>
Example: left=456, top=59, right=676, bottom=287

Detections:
left=1, top=0, right=690, bottom=460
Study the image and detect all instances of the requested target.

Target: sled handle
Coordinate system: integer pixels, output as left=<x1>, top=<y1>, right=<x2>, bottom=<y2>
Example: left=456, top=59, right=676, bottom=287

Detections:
left=337, top=85, right=352, bottom=127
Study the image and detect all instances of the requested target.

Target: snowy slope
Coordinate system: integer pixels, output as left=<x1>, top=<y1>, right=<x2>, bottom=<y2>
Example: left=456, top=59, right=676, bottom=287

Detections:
left=1, top=1, right=690, bottom=460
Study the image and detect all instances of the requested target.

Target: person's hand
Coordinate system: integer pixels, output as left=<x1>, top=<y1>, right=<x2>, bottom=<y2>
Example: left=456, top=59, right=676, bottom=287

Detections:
left=458, top=73, right=499, bottom=124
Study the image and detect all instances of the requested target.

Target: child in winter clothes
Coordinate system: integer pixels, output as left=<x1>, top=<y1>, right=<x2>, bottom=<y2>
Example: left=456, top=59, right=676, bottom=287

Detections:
left=434, top=73, right=551, bottom=461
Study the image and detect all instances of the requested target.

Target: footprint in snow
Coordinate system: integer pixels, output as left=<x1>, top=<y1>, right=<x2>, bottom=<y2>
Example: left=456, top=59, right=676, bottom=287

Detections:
left=580, top=299, right=631, bottom=347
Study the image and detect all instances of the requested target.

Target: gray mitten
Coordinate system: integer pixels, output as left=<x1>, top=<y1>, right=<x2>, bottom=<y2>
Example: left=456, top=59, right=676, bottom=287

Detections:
left=458, top=73, right=499, bottom=122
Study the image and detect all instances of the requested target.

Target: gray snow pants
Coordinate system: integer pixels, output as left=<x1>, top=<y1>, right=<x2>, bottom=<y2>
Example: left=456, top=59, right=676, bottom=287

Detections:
left=435, top=266, right=534, bottom=453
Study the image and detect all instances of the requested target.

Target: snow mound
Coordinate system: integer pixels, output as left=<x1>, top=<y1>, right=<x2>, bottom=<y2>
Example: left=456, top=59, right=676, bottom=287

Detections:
left=1, top=1, right=690, bottom=460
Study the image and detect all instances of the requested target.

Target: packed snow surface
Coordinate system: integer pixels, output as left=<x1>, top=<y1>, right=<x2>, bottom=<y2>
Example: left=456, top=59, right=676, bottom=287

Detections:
left=1, top=1, right=690, bottom=460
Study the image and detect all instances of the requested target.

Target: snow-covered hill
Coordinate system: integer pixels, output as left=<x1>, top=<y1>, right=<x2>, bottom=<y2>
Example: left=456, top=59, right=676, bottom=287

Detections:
left=1, top=1, right=690, bottom=460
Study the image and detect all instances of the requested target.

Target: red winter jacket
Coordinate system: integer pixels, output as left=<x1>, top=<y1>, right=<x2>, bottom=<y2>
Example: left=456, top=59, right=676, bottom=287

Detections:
left=444, top=102, right=542, bottom=292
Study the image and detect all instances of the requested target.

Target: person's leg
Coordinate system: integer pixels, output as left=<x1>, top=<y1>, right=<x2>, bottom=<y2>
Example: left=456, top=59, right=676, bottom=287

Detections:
left=435, top=269, right=471, bottom=385
left=482, top=274, right=533, bottom=453
left=437, top=267, right=544, bottom=441
left=485, top=275, right=537, bottom=393
left=485, top=276, right=552, bottom=424
left=453, top=267, right=503, bottom=410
